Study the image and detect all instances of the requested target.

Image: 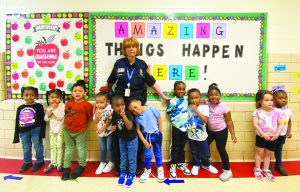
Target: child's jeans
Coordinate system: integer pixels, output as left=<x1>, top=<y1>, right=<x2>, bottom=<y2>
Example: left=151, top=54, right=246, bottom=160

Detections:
left=99, top=134, right=114, bottom=163
left=189, top=138, right=210, bottom=167
left=19, top=126, right=44, bottom=164
left=275, top=135, right=286, bottom=167
left=119, top=136, right=138, bottom=174
left=49, top=130, right=63, bottom=167
left=143, top=131, right=163, bottom=169
left=170, top=126, right=187, bottom=164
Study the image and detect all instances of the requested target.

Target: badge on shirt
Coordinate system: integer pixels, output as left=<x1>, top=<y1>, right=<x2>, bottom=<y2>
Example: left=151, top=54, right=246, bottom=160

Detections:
left=139, top=69, right=143, bottom=77
left=117, top=68, right=125, bottom=73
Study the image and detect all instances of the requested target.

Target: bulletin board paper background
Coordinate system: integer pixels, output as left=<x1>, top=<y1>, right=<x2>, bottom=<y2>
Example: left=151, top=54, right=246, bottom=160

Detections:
left=89, top=12, right=267, bottom=101
left=6, top=12, right=89, bottom=99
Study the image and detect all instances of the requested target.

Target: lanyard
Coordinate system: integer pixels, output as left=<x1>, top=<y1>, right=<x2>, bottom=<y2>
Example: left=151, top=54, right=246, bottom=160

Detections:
left=126, top=67, right=135, bottom=87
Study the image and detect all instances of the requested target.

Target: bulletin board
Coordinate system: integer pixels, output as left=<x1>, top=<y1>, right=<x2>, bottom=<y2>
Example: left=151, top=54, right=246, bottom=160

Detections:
left=5, top=12, right=89, bottom=99
left=89, top=12, right=267, bottom=101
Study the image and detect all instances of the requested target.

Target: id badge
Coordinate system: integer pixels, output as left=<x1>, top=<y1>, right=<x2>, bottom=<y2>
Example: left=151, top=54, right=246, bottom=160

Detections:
left=125, top=88, right=130, bottom=97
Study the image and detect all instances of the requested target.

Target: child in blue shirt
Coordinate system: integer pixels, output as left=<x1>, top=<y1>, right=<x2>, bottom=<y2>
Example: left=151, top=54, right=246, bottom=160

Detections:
left=128, top=97, right=165, bottom=183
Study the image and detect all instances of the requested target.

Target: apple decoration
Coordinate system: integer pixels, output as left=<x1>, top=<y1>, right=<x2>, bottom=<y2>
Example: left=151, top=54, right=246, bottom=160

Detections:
left=11, top=61, right=19, bottom=70
left=74, top=60, right=82, bottom=69
left=12, top=82, right=20, bottom=90
left=24, top=21, right=31, bottom=30
left=28, top=76, right=36, bottom=85
left=12, top=34, right=19, bottom=42
left=48, top=82, right=56, bottom=89
left=35, top=70, right=43, bottom=78
left=57, top=79, right=64, bottom=87
left=67, top=83, right=73, bottom=91
left=42, top=15, right=51, bottom=24
left=21, top=70, right=29, bottom=78
left=34, top=35, right=59, bottom=67
left=27, top=48, right=34, bottom=56
left=11, top=22, right=18, bottom=30
left=12, top=72, right=19, bottom=80
left=27, top=60, right=35, bottom=68
left=65, top=71, right=73, bottom=79
left=75, top=20, right=83, bottom=29
left=63, top=21, right=71, bottom=30
left=75, top=48, right=83, bottom=56
left=60, top=38, right=68, bottom=46
left=48, top=71, right=56, bottom=79
left=57, top=63, right=64, bottom=72
left=25, top=36, right=32, bottom=44
left=39, top=83, right=47, bottom=91
left=17, top=48, right=24, bottom=57
left=74, top=75, right=82, bottom=82
left=74, top=32, right=82, bottom=41
left=63, top=51, right=70, bottom=59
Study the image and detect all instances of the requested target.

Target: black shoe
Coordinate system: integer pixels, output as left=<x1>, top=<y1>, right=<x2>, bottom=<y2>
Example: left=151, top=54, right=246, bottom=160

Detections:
left=269, top=163, right=274, bottom=174
left=70, top=166, right=85, bottom=179
left=275, top=166, right=288, bottom=176
left=32, top=161, right=45, bottom=172
left=135, top=167, right=143, bottom=176
left=114, top=169, right=120, bottom=176
left=61, top=168, right=70, bottom=181
left=19, top=163, right=32, bottom=173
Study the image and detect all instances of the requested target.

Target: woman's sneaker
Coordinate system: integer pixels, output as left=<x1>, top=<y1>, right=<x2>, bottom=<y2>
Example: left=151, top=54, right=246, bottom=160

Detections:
left=139, top=168, right=151, bottom=183
left=177, top=163, right=191, bottom=175
left=157, top=167, right=165, bottom=182
left=201, top=165, right=218, bottom=174
left=191, top=166, right=200, bottom=176
left=219, top=169, right=232, bottom=182
left=118, top=172, right=127, bottom=186
left=125, top=173, right=135, bottom=188
left=95, top=162, right=107, bottom=175
left=103, top=161, right=115, bottom=173
left=169, top=164, right=177, bottom=179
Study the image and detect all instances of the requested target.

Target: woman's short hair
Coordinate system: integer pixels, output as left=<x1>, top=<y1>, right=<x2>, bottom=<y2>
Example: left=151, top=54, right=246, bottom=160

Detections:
left=122, top=37, right=141, bottom=56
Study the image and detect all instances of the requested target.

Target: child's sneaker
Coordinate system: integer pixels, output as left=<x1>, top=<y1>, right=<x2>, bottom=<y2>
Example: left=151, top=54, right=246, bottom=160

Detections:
left=177, top=163, right=191, bottom=175
left=124, top=173, right=135, bottom=188
left=95, top=162, right=107, bottom=175
left=139, top=168, right=151, bottom=183
left=103, top=161, right=115, bottom=173
left=70, top=166, right=85, bottom=179
left=263, top=169, right=275, bottom=182
left=57, top=165, right=63, bottom=172
left=219, top=169, right=232, bottom=182
left=44, top=164, right=55, bottom=173
left=201, top=165, right=218, bottom=174
left=19, top=163, right=32, bottom=173
left=118, top=172, right=127, bottom=186
left=191, top=166, right=200, bottom=176
left=169, top=164, right=177, bottom=179
left=157, top=167, right=165, bottom=183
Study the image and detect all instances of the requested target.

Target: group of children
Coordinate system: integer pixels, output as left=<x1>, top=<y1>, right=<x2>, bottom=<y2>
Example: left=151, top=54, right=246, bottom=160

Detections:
left=13, top=80, right=292, bottom=187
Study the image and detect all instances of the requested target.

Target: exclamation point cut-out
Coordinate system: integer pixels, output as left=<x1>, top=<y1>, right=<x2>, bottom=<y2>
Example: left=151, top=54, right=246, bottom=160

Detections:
left=204, top=65, right=207, bottom=80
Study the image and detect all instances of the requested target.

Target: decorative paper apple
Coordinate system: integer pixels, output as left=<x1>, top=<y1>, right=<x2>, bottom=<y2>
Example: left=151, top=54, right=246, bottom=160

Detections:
left=57, top=79, right=65, bottom=87
left=63, top=21, right=70, bottom=30
left=39, top=83, right=47, bottom=91
left=12, top=72, right=19, bottom=80
left=48, top=82, right=56, bottom=89
left=75, top=48, right=83, bottom=56
left=67, top=83, right=73, bottom=91
left=74, top=60, right=82, bottom=69
left=21, top=70, right=29, bottom=78
left=25, top=36, right=32, bottom=45
left=27, top=48, right=34, bottom=56
left=17, top=49, right=24, bottom=57
left=65, top=71, right=73, bottom=79
left=28, top=76, right=36, bottom=85
left=63, top=51, right=70, bottom=59
left=75, top=20, right=83, bottom=29
left=74, top=32, right=82, bottom=41
left=24, top=21, right=31, bottom=30
left=57, top=63, right=64, bottom=72
left=12, top=82, right=19, bottom=90
left=27, top=60, right=35, bottom=68
left=34, top=35, right=59, bottom=67
left=35, top=70, right=43, bottom=78
left=74, top=75, right=82, bottom=82
left=48, top=71, right=56, bottom=79
left=11, top=22, right=18, bottom=30
left=12, top=34, right=19, bottom=42
left=11, top=61, right=19, bottom=70
left=60, top=38, right=68, bottom=46
left=42, top=15, right=51, bottom=24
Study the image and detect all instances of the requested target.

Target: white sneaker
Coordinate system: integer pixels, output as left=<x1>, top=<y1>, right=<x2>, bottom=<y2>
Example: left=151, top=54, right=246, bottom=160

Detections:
left=139, top=168, right=151, bottom=183
left=169, top=164, right=177, bottom=179
left=95, top=162, right=107, bottom=175
left=219, top=169, right=233, bottom=181
left=157, top=167, right=165, bottom=182
left=201, top=165, right=218, bottom=174
left=191, top=166, right=200, bottom=176
left=102, top=161, right=115, bottom=173
left=177, top=163, right=191, bottom=175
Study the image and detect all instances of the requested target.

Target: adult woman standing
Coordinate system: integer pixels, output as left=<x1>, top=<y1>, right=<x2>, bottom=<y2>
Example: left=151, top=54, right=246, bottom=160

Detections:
left=106, top=37, right=168, bottom=177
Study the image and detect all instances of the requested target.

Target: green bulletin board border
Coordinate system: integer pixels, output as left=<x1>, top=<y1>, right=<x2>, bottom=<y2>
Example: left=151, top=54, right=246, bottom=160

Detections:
left=88, top=12, right=267, bottom=101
